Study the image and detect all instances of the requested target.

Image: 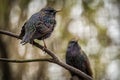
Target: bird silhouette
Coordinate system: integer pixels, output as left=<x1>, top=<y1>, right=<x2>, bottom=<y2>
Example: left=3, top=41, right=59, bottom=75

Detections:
left=66, top=39, right=93, bottom=80
left=19, top=7, right=60, bottom=47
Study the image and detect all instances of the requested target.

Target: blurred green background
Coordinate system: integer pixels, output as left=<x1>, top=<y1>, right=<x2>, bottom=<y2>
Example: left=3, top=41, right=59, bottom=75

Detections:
left=0, top=0, right=120, bottom=80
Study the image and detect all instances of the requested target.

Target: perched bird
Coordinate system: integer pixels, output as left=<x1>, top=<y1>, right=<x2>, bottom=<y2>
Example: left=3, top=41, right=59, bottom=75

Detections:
left=19, top=7, right=60, bottom=47
left=66, top=39, right=93, bottom=80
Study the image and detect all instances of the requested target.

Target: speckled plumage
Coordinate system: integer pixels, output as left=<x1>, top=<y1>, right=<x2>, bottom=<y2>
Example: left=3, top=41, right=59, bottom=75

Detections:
left=66, top=40, right=93, bottom=80
left=19, top=7, right=57, bottom=44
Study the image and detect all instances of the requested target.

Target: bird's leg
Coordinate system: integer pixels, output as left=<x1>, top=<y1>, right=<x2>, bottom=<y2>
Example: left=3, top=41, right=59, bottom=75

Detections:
left=43, top=39, right=47, bottom=49
left=30, top=40, right=34, bottom=45
left=42, top=40, right=47, bottom=54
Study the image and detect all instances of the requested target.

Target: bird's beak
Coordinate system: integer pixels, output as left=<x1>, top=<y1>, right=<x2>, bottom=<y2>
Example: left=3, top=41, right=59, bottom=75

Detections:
left=55, top=10, right=61, bottom=13
left=71, top=38, right=79, bottom=42
left=76, top=39, right=79, bottom=43
left=74, top=37, right=79, bottom=42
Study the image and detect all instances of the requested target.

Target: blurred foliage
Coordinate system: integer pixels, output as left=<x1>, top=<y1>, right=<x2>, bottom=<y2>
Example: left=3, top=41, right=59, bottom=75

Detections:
left=97, top=26, right=112, bottom=47
left=18, top=0, right=31, bottom=9
left=0, top=0, right=13, bottom=28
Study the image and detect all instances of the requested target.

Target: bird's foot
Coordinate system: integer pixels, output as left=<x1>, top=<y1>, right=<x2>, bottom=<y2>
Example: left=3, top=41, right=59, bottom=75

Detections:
left=42, top=40, right=47, bottom=54
left=30, top=40, right=34, bottom=45
left=42, top=45, right=47, bottom=54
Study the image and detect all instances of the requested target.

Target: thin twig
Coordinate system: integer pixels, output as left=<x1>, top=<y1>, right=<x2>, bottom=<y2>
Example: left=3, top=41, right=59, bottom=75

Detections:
left=0, top=58, right=53, bottom=63
left=0, top=30, right=93, bottom=80
left=0, top=30, right=19, bottom=39
left=0, top=57, right=92, bottom=80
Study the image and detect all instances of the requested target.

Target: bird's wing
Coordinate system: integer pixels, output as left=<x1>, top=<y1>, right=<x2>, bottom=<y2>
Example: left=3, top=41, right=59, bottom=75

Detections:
left=36, top=21, right=51, bottom=33
left=19, top=22, right=26, bottom=38
left=81, top=50, right=93, bottom=77
left=20, top=21, right=36, bottom=44
left=35, top=19, right=56, bottom=38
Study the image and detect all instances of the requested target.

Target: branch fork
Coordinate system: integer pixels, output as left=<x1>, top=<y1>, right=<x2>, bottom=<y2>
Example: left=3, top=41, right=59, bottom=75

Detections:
left=0, top=30, right=93, bottom=80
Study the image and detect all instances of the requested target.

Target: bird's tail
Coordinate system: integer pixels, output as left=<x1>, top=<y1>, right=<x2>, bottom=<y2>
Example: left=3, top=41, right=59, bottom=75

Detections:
left=20, top=33, right=31, bottom=45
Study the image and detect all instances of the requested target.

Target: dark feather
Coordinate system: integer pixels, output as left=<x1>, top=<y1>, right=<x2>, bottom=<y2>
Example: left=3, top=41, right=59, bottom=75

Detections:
left=66, top=40, right=93, bottom=80
left=19, top=7, right=57, bottom=44
left=19, top=22, right=26, bottom=38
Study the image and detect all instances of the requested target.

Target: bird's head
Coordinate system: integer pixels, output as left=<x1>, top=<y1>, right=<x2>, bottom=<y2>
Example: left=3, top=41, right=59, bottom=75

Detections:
left=67, top=39, right=81, bottom=50
left=41, top=7, right=60, bottom=16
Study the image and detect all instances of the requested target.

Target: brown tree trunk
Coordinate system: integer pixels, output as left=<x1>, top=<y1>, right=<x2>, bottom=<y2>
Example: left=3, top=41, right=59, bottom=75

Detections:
left=0, top=37, right=12, bottom=80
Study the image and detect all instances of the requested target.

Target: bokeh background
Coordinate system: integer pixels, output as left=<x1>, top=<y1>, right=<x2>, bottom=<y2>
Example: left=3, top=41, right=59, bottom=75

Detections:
left=0, top=0, right=120, bottom=80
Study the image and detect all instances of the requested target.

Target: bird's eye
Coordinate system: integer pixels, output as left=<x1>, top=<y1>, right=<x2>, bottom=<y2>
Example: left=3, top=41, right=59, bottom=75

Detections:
left=45, top=10, right=54, bottom=13
left=49, top=10, right=54, bottom=12
left=70, top=41, right=76, bottom=43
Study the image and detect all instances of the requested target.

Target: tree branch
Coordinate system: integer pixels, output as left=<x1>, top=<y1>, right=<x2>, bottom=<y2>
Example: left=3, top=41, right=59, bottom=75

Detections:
left=0, top=30, right=19, bottom=39
left=0, top=30, right=58, bottom=59
left=0, top=58, right=53, bottom=63
left=0, top=30, right=93, bottom=80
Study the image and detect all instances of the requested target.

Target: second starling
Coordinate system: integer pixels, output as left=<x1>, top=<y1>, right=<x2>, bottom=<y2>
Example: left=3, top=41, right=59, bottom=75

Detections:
left=66, top=39, right=93, bottom=80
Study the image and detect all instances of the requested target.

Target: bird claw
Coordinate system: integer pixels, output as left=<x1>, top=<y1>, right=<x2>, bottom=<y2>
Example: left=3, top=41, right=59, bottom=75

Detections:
left=42, top=46, right=47, bottom=54
left=42, top=40, right=47, bottom=53
left=30, top=40, right=34, bottom=46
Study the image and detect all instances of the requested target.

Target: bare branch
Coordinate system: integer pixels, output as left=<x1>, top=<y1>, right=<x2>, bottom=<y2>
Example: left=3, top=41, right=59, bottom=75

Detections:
left=32, top=41, right=59, bottom=60
left=0, top=30, right=58, bottom=60
left=55, top=60, right=93, bottom=80
left=0, top=30, right=93, bottom=80
left=0, top=30, right=19, bottom=39
left=0, top=58, right=53, bottom=63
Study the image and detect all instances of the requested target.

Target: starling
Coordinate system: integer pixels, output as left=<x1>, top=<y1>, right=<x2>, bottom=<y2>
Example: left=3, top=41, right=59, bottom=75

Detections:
left=66, top=39, right=93, bottom=80
left=19, top=7, right=60, bottom=46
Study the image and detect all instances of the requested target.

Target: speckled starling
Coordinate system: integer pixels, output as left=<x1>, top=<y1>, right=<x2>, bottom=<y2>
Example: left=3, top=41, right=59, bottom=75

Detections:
left=19, top=7, right=59, bottom=46
left=66, top=39, right=93, bottom=80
